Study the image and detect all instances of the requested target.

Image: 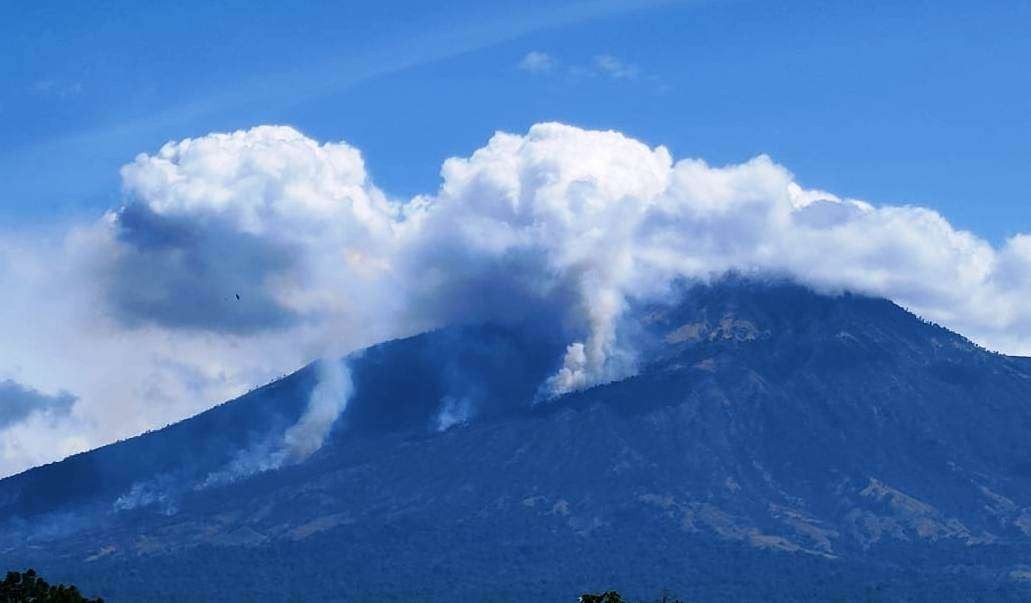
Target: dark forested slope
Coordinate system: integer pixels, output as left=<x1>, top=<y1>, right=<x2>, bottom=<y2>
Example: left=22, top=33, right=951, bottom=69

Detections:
left=3, top=280, right=1031, bottom=601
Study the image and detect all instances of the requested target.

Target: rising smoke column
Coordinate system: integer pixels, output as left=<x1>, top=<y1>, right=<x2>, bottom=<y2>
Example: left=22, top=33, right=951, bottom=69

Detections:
left=199, top=358, right=354, bottom=488
left=280, top=358, right=353, bottom=464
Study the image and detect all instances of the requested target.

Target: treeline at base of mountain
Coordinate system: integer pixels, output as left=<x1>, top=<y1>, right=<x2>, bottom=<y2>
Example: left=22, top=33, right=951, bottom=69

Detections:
left=580, top=591, right=685, bottom=602
left=1, top=569, right=103, bottom=602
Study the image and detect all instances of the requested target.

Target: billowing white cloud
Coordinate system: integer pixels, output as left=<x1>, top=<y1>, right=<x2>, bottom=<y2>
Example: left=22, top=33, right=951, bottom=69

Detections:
left=0, top=126, right=409, bottom=476
left=1, top=122, right=1030, bottom=476
left=407, top=124, right=673, bottom=395
left=108, top=125, right=404, bottom=334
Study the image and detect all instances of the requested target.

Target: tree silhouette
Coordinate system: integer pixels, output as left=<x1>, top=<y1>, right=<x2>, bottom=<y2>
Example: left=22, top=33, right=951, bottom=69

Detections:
left=0, top=569, right=103, bottom=602
left=579, top=591, right=625, bottom=603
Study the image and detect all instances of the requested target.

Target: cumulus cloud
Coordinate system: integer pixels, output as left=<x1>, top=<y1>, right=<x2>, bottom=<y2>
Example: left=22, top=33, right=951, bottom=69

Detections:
left=0, top=127, right=406, bottom=477
left=106, top=125, right=404, bottom=335
left=1, top=121, right=1031, bottom=476
left=104, top=202, right=301, bottom=333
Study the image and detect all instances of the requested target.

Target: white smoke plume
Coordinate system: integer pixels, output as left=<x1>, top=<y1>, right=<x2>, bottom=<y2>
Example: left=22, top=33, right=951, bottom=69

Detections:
left=280, top=359, right=354, bottom=464
left=113, top=476, right=179, bottom=516
left=200, top=359, right=353, bottom=488
left=435, top=396, right=474, bottom=432
left=2, top=121, right=1031, bottom=476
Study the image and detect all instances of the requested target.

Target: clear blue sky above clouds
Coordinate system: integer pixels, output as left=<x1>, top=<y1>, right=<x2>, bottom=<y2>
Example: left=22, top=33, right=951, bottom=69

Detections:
left=1, top=0, right=1028, bottom=241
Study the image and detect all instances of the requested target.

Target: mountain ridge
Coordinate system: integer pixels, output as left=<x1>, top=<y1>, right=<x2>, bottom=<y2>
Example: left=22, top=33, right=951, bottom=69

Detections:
left=3, top=278, right=1031, bottom=601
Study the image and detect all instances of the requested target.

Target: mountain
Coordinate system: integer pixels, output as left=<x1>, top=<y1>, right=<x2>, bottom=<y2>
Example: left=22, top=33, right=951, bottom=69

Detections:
left=3, top=279, right=1031, bottom=601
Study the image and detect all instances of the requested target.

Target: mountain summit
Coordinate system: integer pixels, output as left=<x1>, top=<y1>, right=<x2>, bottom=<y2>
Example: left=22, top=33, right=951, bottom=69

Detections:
left=3, top=279, right=1031, bottom=601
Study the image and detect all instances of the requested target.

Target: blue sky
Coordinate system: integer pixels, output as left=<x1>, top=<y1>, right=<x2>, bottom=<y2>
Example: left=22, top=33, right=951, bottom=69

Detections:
left=1, top=0, right=1028, bottom=241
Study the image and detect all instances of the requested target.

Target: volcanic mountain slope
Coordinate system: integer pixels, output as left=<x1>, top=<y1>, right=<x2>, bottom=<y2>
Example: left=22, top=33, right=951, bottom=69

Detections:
left=3, top=279, right=1031, bottom=601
